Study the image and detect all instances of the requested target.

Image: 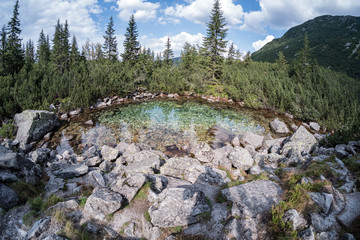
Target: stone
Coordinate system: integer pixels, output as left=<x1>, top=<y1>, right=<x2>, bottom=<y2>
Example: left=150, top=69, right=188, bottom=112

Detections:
left=101, top=145, right=120, bottom=162
left=311, top=212, right=337, bottom=232
left=14, top=110, right=59, bottom=146
left=60, top=113, right=68, bottom=120
left=291, top=124, right=298, bottom=131
left=82, top=146, right=98, bottom=158
left=309, top=122, right=320, bottom=131
left=258, top=153, right=284, bottom=169
left=83, top=187, right=124, bottom=221
left=149, top=185, right=211, bottom=227
left=240, top=132, right=264, bottom=149
left=110, top=173, right=146, bottom=202
left=337, top=192, right=360, bottom=228
left=0, top=183, right=19, bottom=210
left=84, top=120, right=93, bottom=125
left=281, top=126, right=317, bottom=157
left=115, top=142, right=130, bottom=153
left=300, top=226, right=316, bottom=240
left=309, top=192, right=333, bottom=214
left=52, top=163, right=88, bottom=179
left=270, top=118, right=290, bottom=134
left=221, top=180, right=283, bottom=218
left=339, top=181, right=355, bottom=193
left=99, top=160, right=114, bottom=173
left=121, top=151, right=162, bottom=175
left=44, top=176, right=64, bottom=195
left=30, top=148, right=50, bottom=163
left=341, top=233, right=356, bottom=240
left=125, top=143, right=140, bottom=154
left=212, top=145, right=233, bottom=169
left=48, top=199, right=79, bottom=212
left=263, top=138, right=286, bottom=151
left=249, top=165, right=263, bottom=175
left=85, top=156, right=103, bottom=167
left=190, top=142, right=214, bottom=163
left=89, top=171, right=106, bottom=187
left=317, top=230, right=338, bottom=240
left=0, top=171, right=18, bottom=182
left=283, top=209, right=306, bottom=230
left=26, top=217, right=51, bottom=240
left=43, top=235, right=68, bottom=240
left=227, top=146, right=254, bottom=171
left=0, top=152, right=20, bottom=170
left=231, top=136, right=240, bottom=147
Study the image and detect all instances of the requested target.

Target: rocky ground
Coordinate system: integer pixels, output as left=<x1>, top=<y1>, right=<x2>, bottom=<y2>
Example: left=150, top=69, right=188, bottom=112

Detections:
left=0, top=105, right=359, bottom=240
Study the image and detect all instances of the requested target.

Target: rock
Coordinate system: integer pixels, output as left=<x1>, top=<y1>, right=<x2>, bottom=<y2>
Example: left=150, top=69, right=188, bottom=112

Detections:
left=221, top=180, right=283, bottom=218
left=43, top=235, right=68, bottom=240
left=52, top=163, right=88, bottom=179
left=14, top=110, right=59, bottom=146
left=281, top=126, right=317, bottom=157
left=300, top=226, right=316, bottom=240
left=263, top=138, right=286, bottom=152
left=149, top=185, right=211, bottom=227
left=227, top=146, right=254, bottom=171
left=283, top=209, right=306, bottom=230
left=69, top=108, right=82, bottom=116
left=309, top=192, right=333, bottom=214
left=84, top=120, right=93, bottom=125
left=101, top=145, right=120, bottom=162
left=115, top=142, right=130, bottom=153
left=30, top=148, right=50, bottom=163
left=317, top=230, right=338, bottom=240
left=85, top=156, right=103, bottom=167
left=0, top=171, right=18, bottom=182
left=48, top=199, right=79, bottom=212
left=83, top=187, right=124, bottom=221
left=212, top=145, right=233, bottom=169
left=89, top=171, right=106, bottom=187
left=231, top=136, right=240, bottom=147
left=120, top=150, right=163, bottom=175
left=0, top=183, right=19, bottom=210
left=291, top=124, right=298, bottom=131
left=26, top=217, right=51, bottom=240
left=339, top=181, right=355, bottom=193
left=249, top=165, right=263, bottom=175
left=60, top=113, right=68, bottom=120
left=311, top=212, right=337, bottom=232
left=99, top=160, right=114, bottom=173
left=270, top=118, right=290, bottom=134
left=257, top=153, right=284, bottom=169
left=44, top=176, right=64, bottom=195
left=0, top=152, right=20, bottom=170
left=309, top=122, right=320, bottom=131
left=125, top=143, right=140, bottom=154
left=240, top=132, right=264, bottom=149
left=337, top=192, right=360, bottom=228
left=82, top=146, right=98, bottom=158
left=190, top=142, right=214, bottom=163
left=341, top=233, right=356, bottom=240
left=110, top=173, right=146, bottom=202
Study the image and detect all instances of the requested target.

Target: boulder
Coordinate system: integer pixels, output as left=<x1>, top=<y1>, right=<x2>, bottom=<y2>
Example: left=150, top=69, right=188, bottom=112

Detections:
left=0, top=183, right=19, bottom=210
left=309, top=122, right=320, bottom=131
left=121, top=150, right=162, bottom=175
left=52, top=163, right=88, bottom=179
left=0, top=171, right=18, bottom=182
left=110, top=173, right=147, bottom=202
left=85, top=156, right=103, bottom=167
left=281, top=126, right=317, bottom=157
left=221, top=180, right=283, bottom=218
left=26, top=217, right=51, bottom=240
left=337, top=192, right=360, bottom=228
left=44, top=176, right=64, bottom=195
left=283, top=209, right=307, bottom=230
left=309, top=192, right=333, bottom=215
left=190, top=142, right=214, bottom=163
left=240, top=132, right=264, bottom=149
left=0, top=152, right=20, bottom=170
left=83, top=187, right=124, bottom=221
left=101, top=145, right=120, bottom=162
left=149, top=186, right=211, bottom=227
left=230, top=136, right=240, bottom=147
left=300, top=226, right=316, bottom=240
left=311, top=213, right=337, bottom=232
left=270, top=118, right=290, bottom=134
left=30, top=148, right=50, bottom=163
left=14, top=110, right=59, bottom=146
left=227, top=146, right=254, bottom=171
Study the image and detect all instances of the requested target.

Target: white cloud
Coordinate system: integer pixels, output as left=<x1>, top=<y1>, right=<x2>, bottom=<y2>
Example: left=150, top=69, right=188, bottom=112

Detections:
left=116, top=0, right=160, bottom=22
left=252, top=35, right=274, bottom=51
left=141, top=32, right=204, bottom=57
left=164, top=0, right=243, bottom=26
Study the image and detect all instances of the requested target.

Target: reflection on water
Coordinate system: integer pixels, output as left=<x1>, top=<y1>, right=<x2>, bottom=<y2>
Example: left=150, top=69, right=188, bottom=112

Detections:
left=52, top=99, right=267, bottom=154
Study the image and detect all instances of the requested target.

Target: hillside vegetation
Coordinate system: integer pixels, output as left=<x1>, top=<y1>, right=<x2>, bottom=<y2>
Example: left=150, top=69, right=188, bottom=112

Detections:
left=252, top=15, right=360, bottom=80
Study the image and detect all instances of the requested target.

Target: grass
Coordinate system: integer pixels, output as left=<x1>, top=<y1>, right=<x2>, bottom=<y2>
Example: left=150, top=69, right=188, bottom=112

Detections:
left=197, top=211, right=212, bottom=221
left=42, top=195, right=64, bottom=210
left=79, top=196, right=88, bottom=208
left=0, top=120, right=16, bottom=139
left=106, top=213, right=114, bottom=221
left=133, top=182, right=151, bottom=201
left=215, top=192, right=227, bottom=203
left=144, top=211, right=151, bottom=222
left=221, top=172, right=269, bottom=189
left=9, top=181, right=43, bottom=204
left=23, top=210, right=40, bottom=226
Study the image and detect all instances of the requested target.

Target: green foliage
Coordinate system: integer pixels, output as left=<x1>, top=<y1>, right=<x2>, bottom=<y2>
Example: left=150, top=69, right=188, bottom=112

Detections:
left=23, top=210, right=39, bottom=226
left=42, top=195, right=64, bottom=210
left=0, top=120, right=16, bottom=139
left=163, top=36, right=174, bottom=65
left=30, top=197, right=43, bottom=211
left=144, top=211, right=151, bottom=222
left=9, top=181, right=43, bottom=204
left=79, top=196, right=87, bottom=208
left=103, top=16, right=117, bottom=61
left=122, top=14, right=140, bottom=65
left=133, top=182, right=151, bottom=201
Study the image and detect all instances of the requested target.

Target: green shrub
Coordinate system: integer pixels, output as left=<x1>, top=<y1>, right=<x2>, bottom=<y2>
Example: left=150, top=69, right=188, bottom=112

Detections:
left=0, top=121, right=16, bottom=139
left=23, top=210, right=39, bottom=226
left=42, top=195, right=64, bottom=210
left=144, top=211, right=151, bottom=222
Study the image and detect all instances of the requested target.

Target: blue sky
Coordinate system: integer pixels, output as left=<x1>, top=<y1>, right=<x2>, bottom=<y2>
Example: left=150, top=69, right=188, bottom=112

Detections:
left=1, top=0, right=360, bottom=57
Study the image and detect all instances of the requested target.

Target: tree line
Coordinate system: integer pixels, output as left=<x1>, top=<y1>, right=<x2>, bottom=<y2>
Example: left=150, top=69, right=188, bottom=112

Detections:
left=0, top=0, right=359, bottom=137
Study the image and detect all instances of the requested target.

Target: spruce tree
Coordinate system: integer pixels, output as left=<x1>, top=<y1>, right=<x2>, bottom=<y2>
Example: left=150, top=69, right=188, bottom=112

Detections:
left=163, top=36, right=174, bottom=65
left=122, top=14, right=140, bottom=65
left=70, top=36, right=81, bottom=64
left=103, top=16, right=117, bottom=61
left=36, top=29, right=50, bottom=66
left=24, top=39, right=35, bottom=64
left=202, top=0, right=228, bottom=79
left=5, top=0, right=24, bottom=75
left=52, top=19, right=71, bottom=73
left=227, top=42, right=235, bottom=64
left=0, top=25, right=7, bottom=74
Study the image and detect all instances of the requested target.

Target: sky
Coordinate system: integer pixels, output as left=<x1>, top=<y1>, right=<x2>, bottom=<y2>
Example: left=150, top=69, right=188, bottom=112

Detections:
left=1, top=0, right=360, bottom=58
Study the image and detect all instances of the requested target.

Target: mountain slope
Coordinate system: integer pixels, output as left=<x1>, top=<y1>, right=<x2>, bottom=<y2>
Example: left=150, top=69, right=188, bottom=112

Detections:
left=251, top=15, right=360, bottom=79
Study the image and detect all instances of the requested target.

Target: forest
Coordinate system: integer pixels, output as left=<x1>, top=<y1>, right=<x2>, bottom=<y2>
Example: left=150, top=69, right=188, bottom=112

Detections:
left=0, top=0, right=359, bottom=142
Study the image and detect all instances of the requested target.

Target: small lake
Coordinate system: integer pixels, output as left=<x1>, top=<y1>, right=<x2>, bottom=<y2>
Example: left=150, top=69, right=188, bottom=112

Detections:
left=50, top=98, right=283, bottom=155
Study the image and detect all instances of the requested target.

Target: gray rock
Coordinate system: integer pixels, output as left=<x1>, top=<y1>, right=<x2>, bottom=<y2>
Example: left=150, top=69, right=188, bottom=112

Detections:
left=309, top=122, right=320, bottom=131
left=263, top=138, right=286, bottom=151
left=309, top=192, right=333, bottom=214
left=0, top=152, right=20, bottom=170
left=120, top=150, right=162, bottom=175
left=339, top=181, right=355, bottom=193
left=281, top=126, right=317, bottom=157
left=190, top=142, right=214, bottom=163
left=231, top=136, right=240, bottom=147
left=257, top=153, right=284, bottom=168
left=317, top=230, right=338, bottom=240
left=115, top=142, right=130, bottom=153
left=101, top=145, right=120, bottom=162
left=221, top=180, right=283, bottom=218
left=84, top=120, right=93, bottom=125
left=0, top=183, right=19, bottom=210
left=89, top=171, right=106, bottom=187
left=0, top=171, right=18, bottom=182
left=14, top=110, right=59, bottom=146
left=291, top=124, right=298, bottom=131
left=99, top=160, right=114, bottom=173
left=283, top=209, right=306, bottom=230
left=212, top=145, right=233, bottom=169
left=48, top=199, right=79, bottom=212
left=341, top=233, right=356, bottom=240
left=337, top=192, right=360, bottom=228
left=240, top=132, right=264, bottom=149
left=311, top=212, right=337, bottom=232
left=82, top=146, right=98, bottom=158
left=52, top=163, right=88, bottom=179
left=149, top=185, right=210, bottom=227
left=228, top=146, right=254, bottom=171
left=30, top=148, right=50, bottom=163
left=26, top=217, right=51, bottom=240
left=249, top=165, right=263, bottom=175
left=270, top=118, right=290, bottom=134
left=110, top=173, right=146, bottom=202
left=335, top=149, right=349, bottom=159
left=44, top=176, right=64, bottom=195
left=83, top=187, right=124, bottom=221
left=300, top=226, right=316, bottom=240
left=43, top=235, right=68, bottom=240
left=125, top=143, right=140, bottom=154
left=345, top=145, right=356, bottom=155
left=85, top=156, right=103, bottom=167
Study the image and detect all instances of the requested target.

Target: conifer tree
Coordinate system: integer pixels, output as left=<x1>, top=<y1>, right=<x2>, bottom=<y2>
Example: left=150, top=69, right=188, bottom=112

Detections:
left=122, top=14, right=140, bottom=65
left=103, top=16, right=117, bottom=61
left=202, top=0, right=228, bottom=79
left=0, top=25, right=7, bottom=74
left=227, top=42, right=235, bottom=64
left=70, top=36, right=81, bottom=64
left=5, top=0, right=24, bottom=75
left=36, top=29, right=50, bottom=66
left=52, top=19, right=71, bottom=73
left=24, top=39, right=35, bottom=64
left=163, top=36, right=174, bottom=65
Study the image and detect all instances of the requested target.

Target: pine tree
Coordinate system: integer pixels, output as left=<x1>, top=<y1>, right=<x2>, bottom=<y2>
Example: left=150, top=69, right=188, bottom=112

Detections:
left=0, top=25, right=7, bottom=74
left=227, top=42, right=235, bottom=64
left=202, top=0, right=228, bottom=79
left=51, top=19, right=71, bottom=73
left=70, top=36, right=81, bottom=64
left=103, top=16, right=117, bottom=61
left=24, top=39, right=35, bottom=64
left=5, top=0, right=24, bottom=75
left=36, top=29, right=50, bottom=66
left=122, top=14, right=140, bottom=65
left=163, top=36, right=174, bottom=66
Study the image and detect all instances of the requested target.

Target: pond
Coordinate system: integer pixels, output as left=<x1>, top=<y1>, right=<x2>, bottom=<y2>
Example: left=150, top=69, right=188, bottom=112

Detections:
left=50, top=98, right=280, bottom=155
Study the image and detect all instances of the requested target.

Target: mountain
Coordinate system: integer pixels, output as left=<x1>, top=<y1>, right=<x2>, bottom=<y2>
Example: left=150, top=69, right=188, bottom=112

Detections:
left=251, top=15, right=360, bottom=79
